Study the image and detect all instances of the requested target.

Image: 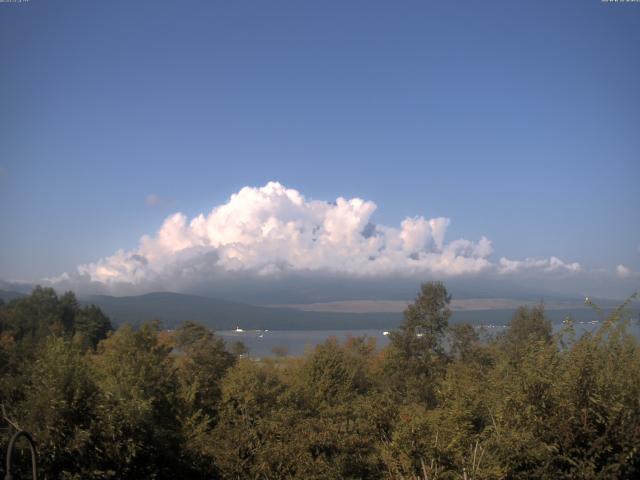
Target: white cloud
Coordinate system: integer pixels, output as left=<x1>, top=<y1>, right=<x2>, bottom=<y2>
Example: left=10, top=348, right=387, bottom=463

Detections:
left=498, top=256, right=582, bottom=275
left=616, top=264, right=633, bottom=279
left=71, top=182, right=583, bottom=290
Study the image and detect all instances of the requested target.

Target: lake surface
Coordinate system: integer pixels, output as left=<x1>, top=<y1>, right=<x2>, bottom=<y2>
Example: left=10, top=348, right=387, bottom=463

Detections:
left=219, top=329, right=389, bottom=357
left=218, top=320, right=640, bottom=358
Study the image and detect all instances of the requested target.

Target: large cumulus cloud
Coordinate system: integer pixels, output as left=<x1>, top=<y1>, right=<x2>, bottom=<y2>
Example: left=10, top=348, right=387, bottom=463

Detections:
left=69, top=181, right=582, bottom=295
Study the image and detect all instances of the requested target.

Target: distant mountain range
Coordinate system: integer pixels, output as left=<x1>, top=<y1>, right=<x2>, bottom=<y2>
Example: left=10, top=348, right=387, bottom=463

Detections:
left=83, top=292, right=403, bottom=330
left=2, top=288, right=626, bottom=331
left=0, top=289, right=26, bottom=303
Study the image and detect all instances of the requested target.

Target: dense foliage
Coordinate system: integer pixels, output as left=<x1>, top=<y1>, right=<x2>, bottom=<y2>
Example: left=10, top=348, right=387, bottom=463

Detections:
left=1, top=284, right=639, bottom=479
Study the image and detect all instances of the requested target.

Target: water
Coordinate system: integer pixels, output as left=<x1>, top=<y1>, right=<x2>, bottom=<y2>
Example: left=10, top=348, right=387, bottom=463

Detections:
left=218, top=320, right=640, bottom=358
left=218, top=329, right=390, bottom=357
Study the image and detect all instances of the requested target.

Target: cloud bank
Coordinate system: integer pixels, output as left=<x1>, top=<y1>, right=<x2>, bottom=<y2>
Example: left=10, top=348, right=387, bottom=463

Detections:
left=70, top=182, right=582, bottom=293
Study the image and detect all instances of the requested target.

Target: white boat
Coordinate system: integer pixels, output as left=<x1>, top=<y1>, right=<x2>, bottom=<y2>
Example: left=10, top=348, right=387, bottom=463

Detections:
left=235, top=326, right=244, bottom=333
left=382, top=331, right=390, bottom=336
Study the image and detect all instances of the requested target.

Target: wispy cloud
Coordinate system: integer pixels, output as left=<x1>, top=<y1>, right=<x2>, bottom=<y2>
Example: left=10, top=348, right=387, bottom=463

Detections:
left=145, top=193, right=174, bottom=208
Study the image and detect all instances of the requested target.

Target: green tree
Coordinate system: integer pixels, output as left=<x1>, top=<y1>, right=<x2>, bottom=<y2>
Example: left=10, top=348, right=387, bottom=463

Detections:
left=0, top=286, right=65, bottom=342
left=16, top=337, right=98, bottom=478
left=212, top=358, right=290, bottom=479
left=385, top=281, right=452, bottom=405
left=91, top=322, right=182, bottom=479
left=499, top=303, right=552, bottom=362
left=173, top=321, right=235, bottom=476
left=449, top=323, right=481, bottom=363
left=287, top=339, right=381, bottom=478
left=229, top=340, right=248, bottom=357
left=73, top=305, right=112, bottom=350
left=0, top=286, right=112, bottom=349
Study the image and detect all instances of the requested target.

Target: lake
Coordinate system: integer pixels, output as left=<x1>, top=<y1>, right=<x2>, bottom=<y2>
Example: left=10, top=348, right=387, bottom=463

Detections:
left=218, top=319, right=640, bottom=358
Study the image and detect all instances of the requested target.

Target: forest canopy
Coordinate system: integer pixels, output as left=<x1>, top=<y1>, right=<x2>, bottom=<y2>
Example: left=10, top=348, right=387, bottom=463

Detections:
left=1, top=284, right=639, bottom=479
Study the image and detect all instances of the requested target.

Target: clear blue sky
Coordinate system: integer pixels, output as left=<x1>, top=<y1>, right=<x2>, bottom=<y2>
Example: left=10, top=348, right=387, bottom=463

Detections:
left=1, top=0, right=639, bottom=283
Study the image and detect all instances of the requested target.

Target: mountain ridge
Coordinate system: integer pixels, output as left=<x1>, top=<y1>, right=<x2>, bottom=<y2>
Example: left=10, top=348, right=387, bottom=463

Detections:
left=83, top=291, right=403, bottom=331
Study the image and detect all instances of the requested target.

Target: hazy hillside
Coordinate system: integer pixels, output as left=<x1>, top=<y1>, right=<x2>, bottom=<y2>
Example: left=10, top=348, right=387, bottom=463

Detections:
left=84, top=291, right=403, bottom=330
left=0, top=289, right=26, bottom=303
left=81, top=291, right=623, bottom=331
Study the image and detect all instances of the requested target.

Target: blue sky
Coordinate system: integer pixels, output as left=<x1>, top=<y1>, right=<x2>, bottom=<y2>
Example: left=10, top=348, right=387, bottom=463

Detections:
left=1, top=1, right=638, bottom=299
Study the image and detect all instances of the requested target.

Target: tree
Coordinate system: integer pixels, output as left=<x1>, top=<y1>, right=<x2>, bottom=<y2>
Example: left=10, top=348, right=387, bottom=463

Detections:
left=212, top=359, right=289, bottom=478
left=385, top=281, right=452, bottom=405
left=1, top=285, right=639, bottom=479
left=500, top=303, right=552, bottom=361
left=0, top=286, right=112, bottom=349
left=288, top=339, right=380, bottom=478
left=91, top=322, right=182, bottom=479
left=229, top=340, right=248, bottom=357
left=0, top=286, right=64, bottom=342
left=449, top=323, right=491, bottom=366
left=174, top=321, right=235, bottom=414
left=73, top=305, right=112, bottom=350
left=17, top=337, right=98, bottom=478
left=173, top=321, right=235, bottom=475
